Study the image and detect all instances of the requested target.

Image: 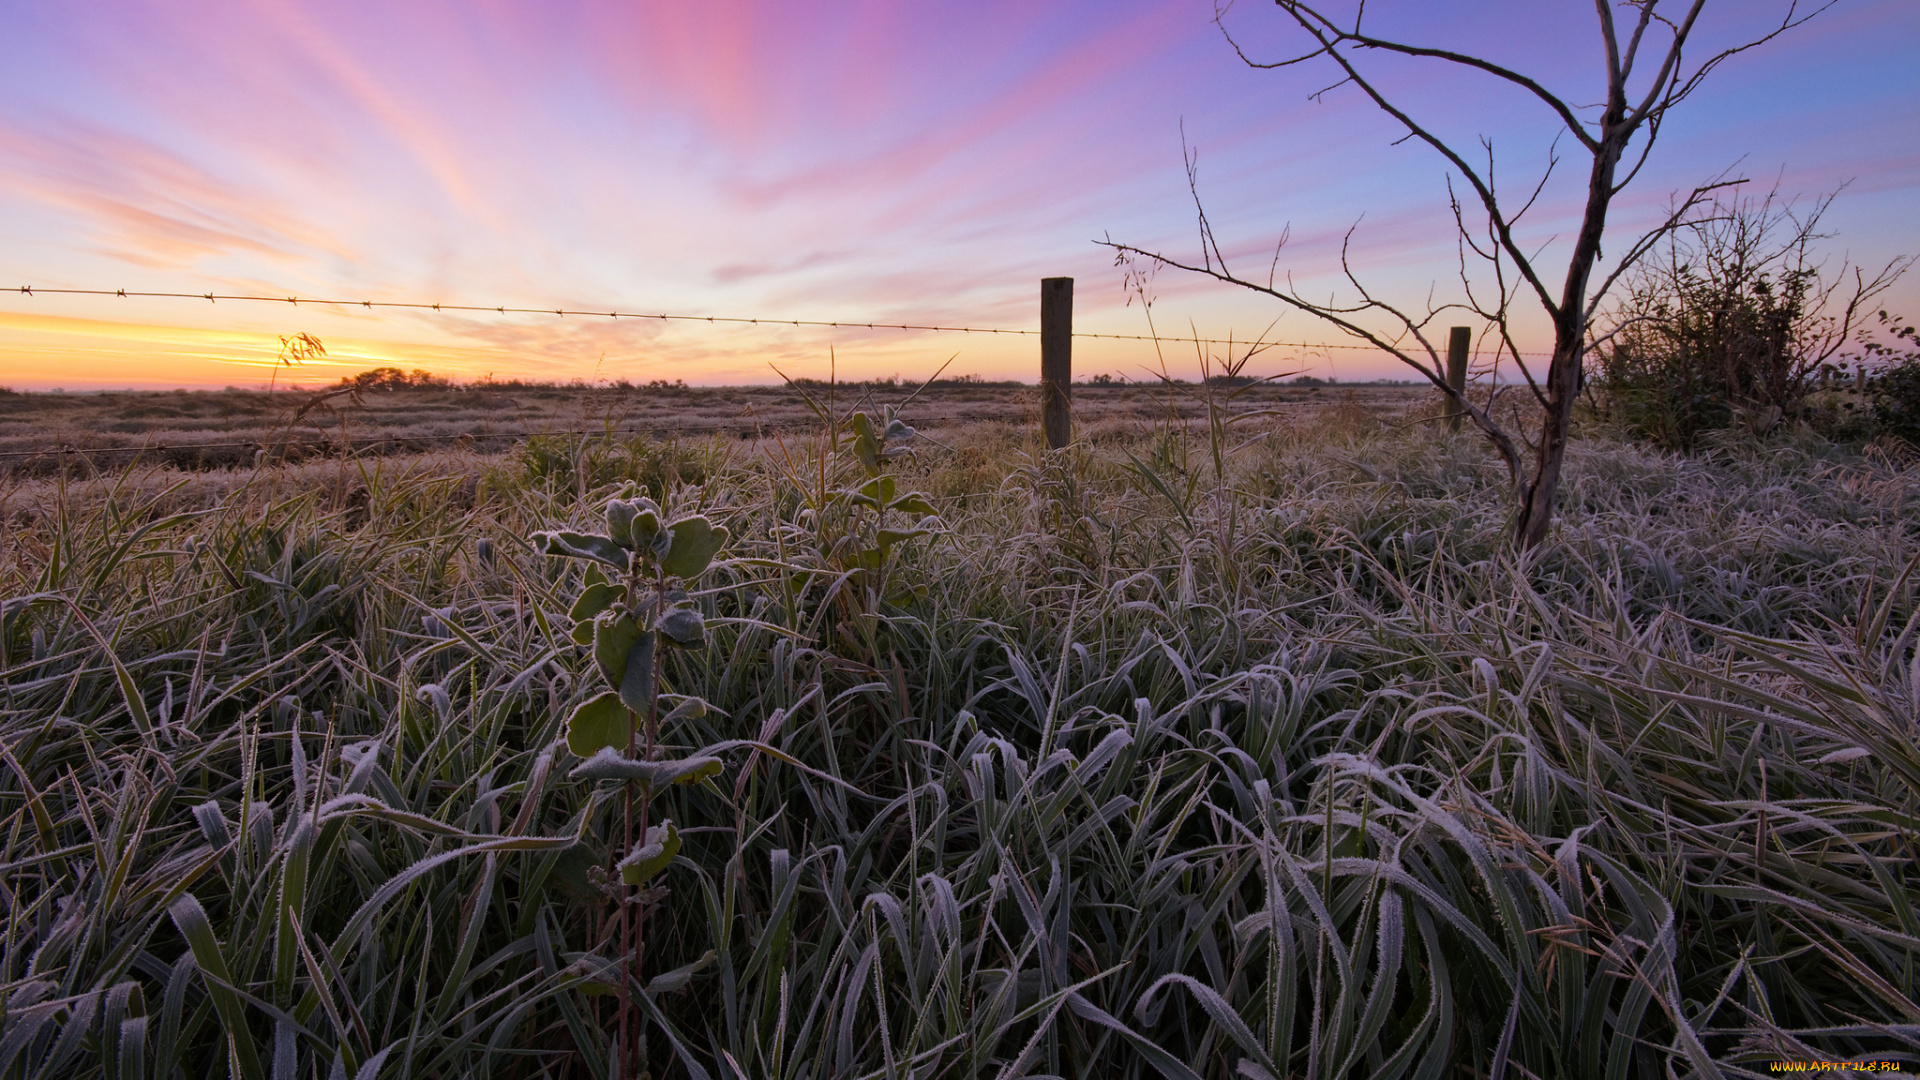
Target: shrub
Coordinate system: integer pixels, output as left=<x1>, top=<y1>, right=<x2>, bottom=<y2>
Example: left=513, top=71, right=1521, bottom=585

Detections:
left=1589, top=190, right=1910, bottom=450
left=1861, top=312, right=1920, bottom=448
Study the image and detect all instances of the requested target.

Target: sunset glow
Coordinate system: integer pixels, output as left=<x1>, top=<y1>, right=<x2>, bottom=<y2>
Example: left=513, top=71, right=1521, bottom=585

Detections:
left=2, top=0, right=1915, bottom=389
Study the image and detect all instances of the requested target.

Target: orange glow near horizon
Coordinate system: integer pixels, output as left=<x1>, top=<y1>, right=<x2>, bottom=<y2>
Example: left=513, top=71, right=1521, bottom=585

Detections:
left=0, top=310, right=500, bottom=390
left=0, top=306, right=1087, bottom=390
left=0, top=301, right=1509, bottom=392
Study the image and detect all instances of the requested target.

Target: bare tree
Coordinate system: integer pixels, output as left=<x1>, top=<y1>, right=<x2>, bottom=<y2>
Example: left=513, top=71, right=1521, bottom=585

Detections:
left=1107, top=0, right=1835, bottom=549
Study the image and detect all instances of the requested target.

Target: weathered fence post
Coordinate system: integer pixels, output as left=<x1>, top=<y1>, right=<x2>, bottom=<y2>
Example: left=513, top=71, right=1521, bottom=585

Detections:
left=1041, top=277, right=1073, bottom=450
left=1444, top=326, right=1470, bottom=432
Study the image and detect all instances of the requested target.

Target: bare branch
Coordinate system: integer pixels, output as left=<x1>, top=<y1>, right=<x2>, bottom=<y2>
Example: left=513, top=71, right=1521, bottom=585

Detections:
left=1258, top=2, right=1602, bottom=152
left=1808, top=255, right=1915, bottom=367
left=1582, top=174, right=1749, bottom=327
left=1621, top=0, right=1711, bottom=129
left=1182, top=125, right=1231, bottom=275
left=1596, top=0, right=1624, bottom=89
left=1102, top=237, right=1531, bottom=489
left=1510, top=134, right=1563, bottom=226
left=1652, top=1, right=1837, bottom=119
left=1613, top=1, right=1659, bottom=89
left=1583, top=313, right=1660, bottom=353
left=1154, top=0, right=1847, bottom=547
left=1255, top=11, right=1564, bottom=317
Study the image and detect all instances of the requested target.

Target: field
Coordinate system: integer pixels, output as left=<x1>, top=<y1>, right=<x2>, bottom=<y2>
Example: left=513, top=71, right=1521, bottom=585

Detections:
left=0, top=382, right=1423, bottom=475
left=0, top=384, right=1916, bottom=1079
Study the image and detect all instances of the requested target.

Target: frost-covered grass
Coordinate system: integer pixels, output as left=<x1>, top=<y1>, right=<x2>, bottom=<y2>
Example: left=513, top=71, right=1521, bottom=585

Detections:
left=0, top=412, right=1915, bottom=1079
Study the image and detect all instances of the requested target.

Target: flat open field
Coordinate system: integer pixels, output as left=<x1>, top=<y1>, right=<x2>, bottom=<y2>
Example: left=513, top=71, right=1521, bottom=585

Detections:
left=0, top=381, right=1429, bottom=474
left=1, top=390, right=1915, bottom=1078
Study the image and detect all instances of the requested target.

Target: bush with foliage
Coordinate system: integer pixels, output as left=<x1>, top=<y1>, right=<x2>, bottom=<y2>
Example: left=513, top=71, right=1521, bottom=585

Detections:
left=1860, top=312, right=1920, bottom=448
left=1588, top=190, right=1910, bottom=450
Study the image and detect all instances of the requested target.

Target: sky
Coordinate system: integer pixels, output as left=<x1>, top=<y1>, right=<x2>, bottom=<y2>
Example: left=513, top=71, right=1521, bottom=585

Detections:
left=0, top=0, right=1915, bottom=390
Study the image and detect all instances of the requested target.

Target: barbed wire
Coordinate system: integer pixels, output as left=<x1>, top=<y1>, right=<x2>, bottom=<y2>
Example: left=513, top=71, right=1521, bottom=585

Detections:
left=7, top=284, right=1556, bottom=354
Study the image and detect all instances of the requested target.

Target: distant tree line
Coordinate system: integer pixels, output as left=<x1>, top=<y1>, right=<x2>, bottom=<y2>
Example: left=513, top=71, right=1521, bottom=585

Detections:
left=332, top=367, right=454, bottom=391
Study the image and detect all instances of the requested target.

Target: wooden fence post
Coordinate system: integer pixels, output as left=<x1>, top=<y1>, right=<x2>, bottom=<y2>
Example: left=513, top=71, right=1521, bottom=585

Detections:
left=1041, top=277, right=1073, bottom=450
left=1445, top=326, right=1470, bottom=432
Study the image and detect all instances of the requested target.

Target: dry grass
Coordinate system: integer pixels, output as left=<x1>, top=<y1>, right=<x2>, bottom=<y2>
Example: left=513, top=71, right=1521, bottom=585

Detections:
left=0, top=383, right=1426, bottom=475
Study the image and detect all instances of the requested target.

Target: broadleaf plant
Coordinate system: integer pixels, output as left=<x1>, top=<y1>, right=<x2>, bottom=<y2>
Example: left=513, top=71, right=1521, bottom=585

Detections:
left=531, top=487, right=731, bottom=1078
left=834, top=406, right=942, bottom=608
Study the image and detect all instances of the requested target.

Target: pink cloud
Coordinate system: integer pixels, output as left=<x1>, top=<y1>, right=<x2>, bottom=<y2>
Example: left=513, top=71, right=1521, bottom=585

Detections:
left=0, top=123, right=352, bottom=269
left=719, top=3, right=1198, bottom=211
left=234, top=0, right=499, bottom=225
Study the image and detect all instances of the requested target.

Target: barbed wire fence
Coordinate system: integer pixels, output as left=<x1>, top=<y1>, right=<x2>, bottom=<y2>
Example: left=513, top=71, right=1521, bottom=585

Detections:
left=2, top=281, right=1541, bottom=464
left=7, top=284, right=1557, bottom=351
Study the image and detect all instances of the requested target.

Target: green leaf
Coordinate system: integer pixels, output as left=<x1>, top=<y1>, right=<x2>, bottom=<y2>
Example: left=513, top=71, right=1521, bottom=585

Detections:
left=661, top=696, right=709, bottom=726
left=656, top=607, right=706, bottom=648
left=568, top=750, right=723, bottom=788
left=569, top=954, right=623, bottom=997
left=852, top=433, right=883, bottom=476
left=568, top=581, right=620, bottom=627
left=534, top=531, right=629, bottom=568
left=886, top=583, right=931, bottom=606
left=875, top=528, right=933, bottom=553
left=855, top=476, right=897, bottom=509
left=167, top=895, right=264, bottom=1080
left=636, top=508, right=668, bottom=558
left=887, top=493, right=938, bottom=517
left=565, top=691, right=630, bottom=757
left=617, top=632, right=656, bottom=714
left=605, top=500, right=639, bottom=549
left=619, top=821, right=681, bottom=887
left=583, top=565, right=609, bottom=589
left=645, top=950, right=717, bottom=996
left=607, top=497, right=666, bottom=558
left=847, top=412, right=885, bottom=475
left=591, top=610, right=644, bottom=687
left=661, top=517, right=729, bottom=579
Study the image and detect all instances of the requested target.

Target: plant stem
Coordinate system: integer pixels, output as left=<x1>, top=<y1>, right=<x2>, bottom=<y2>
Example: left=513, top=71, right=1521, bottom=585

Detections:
left=618, top=559, right=639, bottom=1080
left=623, top=567, right=668, bottom=1076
